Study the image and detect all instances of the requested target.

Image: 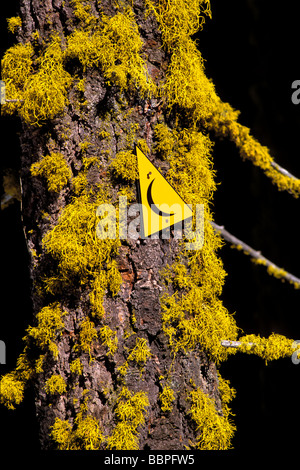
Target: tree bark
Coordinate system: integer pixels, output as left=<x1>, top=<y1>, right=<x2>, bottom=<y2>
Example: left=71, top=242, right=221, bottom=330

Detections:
left=10, top=0, right=223, bottom=450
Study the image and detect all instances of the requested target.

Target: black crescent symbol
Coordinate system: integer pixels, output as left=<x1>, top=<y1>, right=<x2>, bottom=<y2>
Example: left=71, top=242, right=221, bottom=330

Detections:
left=147, top=179, right=175, bottom=217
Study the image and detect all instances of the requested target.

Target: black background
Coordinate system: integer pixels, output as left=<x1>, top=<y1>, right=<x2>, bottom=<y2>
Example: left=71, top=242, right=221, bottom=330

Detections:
left=1, top=0, right=300, bottom=457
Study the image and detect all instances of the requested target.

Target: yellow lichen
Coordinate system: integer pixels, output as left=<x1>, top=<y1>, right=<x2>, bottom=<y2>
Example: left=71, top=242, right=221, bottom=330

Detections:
left=66, top=8, right=155, bottom=95
left=7, top=16, right=22, bottom=34
left=109, top=150, right=138, bottom=182
left=159, top=384, right=175, bottom=412
left=188, top=387, right=236, bottom=450
left=45, top=374, right=67, bottom=395
left=147, top=0, right=215, bottom=123
left=51, top=403, right=105, bottom=450
left=155, top=124, right=238, bottom=363
left=106, top=260, right=123, bottom=296
left=236, top=333, right=294, bottom=364
left=146, top=0, right=211, bottom=47
left=107, top=387, right=149, bottom=450
left=42, top=191, right=120, bottom=283
left=118, top=337, right=151, bottom=376
left=50, top=418, right=73, bottom=450
left=2, top=35, right=72, bottom=125
left=1, top=42, right=34, bottom=114
left=70, top=358, right=83, bottom=375
left=89, top=271, right=107, bottom=319
left=31, top=152, right=72, bottom=192
left=70, top=0, right=98, bottom=28
left=25, top=302, right=65, bottom=359
left=99, top=325, right=118, bottom=356
left=0, top=373, right=25, bottom=410
left=74, top=415, right=105, bottom=450
left=20, top=36, right=72, bottom=125
left=77, top=318, right=98, bottom=359
left=208, top=101, right=300, bottom=198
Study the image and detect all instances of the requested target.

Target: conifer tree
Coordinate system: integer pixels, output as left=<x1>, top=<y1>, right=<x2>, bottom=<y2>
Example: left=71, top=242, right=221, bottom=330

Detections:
left=1, top=0, right=299, bottom=450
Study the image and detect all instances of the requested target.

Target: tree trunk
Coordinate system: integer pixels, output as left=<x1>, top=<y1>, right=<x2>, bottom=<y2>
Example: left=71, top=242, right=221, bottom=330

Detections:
left=2, top=0, right=235, bottom=450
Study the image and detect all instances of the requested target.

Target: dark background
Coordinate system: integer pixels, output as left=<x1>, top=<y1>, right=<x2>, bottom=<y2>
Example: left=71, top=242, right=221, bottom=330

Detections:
left=1, top=0, right=300, bottom=456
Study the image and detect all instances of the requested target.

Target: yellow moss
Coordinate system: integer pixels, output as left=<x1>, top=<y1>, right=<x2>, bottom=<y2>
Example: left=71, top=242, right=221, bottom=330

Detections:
left=0, top=373, right=25, bottom=410
left=31, top=152, right=72, bottom=192
left=25, top=302, right=65, bottom=359
left=70, top=358, right=83, bottom=375
left=188, top=387, right=235, bottom=450
left=42, top=192, right=120, bottom=283
left=119, top=337, right=151, bottom=376
left=237, top=333, right=294, bottom=364
left=154, top=123, right=176, bottom=155
left=107, top=260, right=123, bottom=296
left=74, top=415, right=105, bottom=450
left=146, top=0, right=211, bottom=47
left=107, top=387, right=149, bottom=450
left=78, top=318, right=98, bottom=359
left=20, top=36, right=72, bottom=126
left=99, top=325, right=118, bottom=356
left=45, top=374, right=67, bottom=395
left=79, top=141, right=91, bottom=153
left=31, top=30, right=40, bottom=43
left=147, top=0, right=215, bottom=122
left=70, top=0, right=98, bottom=28
left=165, top=38, right=217, bottom=123
left=217, top=373, right=236, bottom=406
left=208, top=101, right=300, bottom=198
left=66, top=9, right=155, bottom=95
left=266, top=264, right=287, bottom=280
left=51, top=414, right=105, bottom=450
left=1, top=42, right=34, bottom=114
left=89, top=271, right=107, bottom=319
left=159, top=384, right=175, bottom=412
left=7, top=16, right=22, bottom=34
left=41, top=180, right=122, bottom=330
left=72, top=172, right=88, bottom=195
left=51, top=418, right=73, bottom=450
left=154, top=125, right=237, bottom=363
left=109, top=150, right=138, bottom=182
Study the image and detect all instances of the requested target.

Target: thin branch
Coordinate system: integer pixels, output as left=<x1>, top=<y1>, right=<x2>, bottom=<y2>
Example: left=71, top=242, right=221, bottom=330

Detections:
left=211, top=221, right=300, bottom=288
left=221, top=340, right=255, bottom=348
left=270, top=161, right=299, bottom=180
left=4, top=99, right=24, bottom=103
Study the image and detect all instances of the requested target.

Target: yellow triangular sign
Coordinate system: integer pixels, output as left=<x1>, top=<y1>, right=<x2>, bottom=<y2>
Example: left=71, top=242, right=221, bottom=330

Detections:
left=136, top=145, right=193, bottom=238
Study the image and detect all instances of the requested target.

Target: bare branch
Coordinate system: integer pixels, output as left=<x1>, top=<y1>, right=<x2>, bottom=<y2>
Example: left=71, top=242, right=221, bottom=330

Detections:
left=270, top=161, right=299, bottom=180
left=211, top=221, right=300, bottom=288
left=221, top=340, right=255, bottom=348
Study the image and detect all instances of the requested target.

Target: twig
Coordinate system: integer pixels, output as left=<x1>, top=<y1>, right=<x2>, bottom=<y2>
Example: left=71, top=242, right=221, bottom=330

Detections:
left=270, top=161, right=298, bottom=180
left=4, top=99, right=24, bottom=103
left=211, top=221, right=300, bottom=288
left=221, top=340, right=255, bottom=348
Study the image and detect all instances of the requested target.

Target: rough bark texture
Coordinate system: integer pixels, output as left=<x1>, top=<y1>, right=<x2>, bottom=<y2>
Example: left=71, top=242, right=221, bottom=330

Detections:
left=15, top=0, right=221, bottom=450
